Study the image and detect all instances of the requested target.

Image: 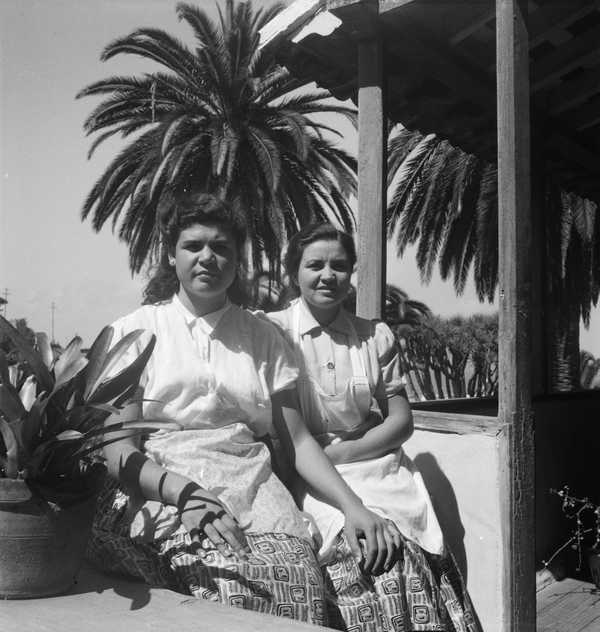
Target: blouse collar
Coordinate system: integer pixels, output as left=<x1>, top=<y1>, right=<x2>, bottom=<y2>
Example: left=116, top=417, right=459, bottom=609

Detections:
left=296, top=297, right=351, bottom=336
left=172, top=293, right=231, bottom=335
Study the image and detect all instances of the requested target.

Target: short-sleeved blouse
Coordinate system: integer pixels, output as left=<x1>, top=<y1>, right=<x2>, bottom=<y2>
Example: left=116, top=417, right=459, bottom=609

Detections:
left=267, top=299, right=404, bottom=431
left=110, top=295, right=299, bottom=437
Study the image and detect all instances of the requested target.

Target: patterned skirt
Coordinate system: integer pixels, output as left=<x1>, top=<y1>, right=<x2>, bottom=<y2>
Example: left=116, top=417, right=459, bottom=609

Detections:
left=322, top=533, right=482, bottom=632
left=86, top=482, right=327, bottom=627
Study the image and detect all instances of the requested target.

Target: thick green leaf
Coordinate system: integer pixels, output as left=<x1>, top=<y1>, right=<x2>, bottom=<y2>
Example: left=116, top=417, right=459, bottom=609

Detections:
left=82, top=326, right=114, bottom=400
left=84, top=418, right=180, bottom=441
left=88, top=334, right=156, bottom=404
left=18, top=375, right=37, bottom=411
left=0, top=316, right=53, bottom=392
left=0, top=383, right=26, bottom=422
left=0, top=350, right=10, bottom=385
left=35, top=332, right=54, bottom=369
left=85, top=329, right=144, bottom=400
left=73, top=429, right=169, bottom=460
left=56, top=430, right=84, bottom=441
left=18, top=392, right=48, bottom=451
left=87, top=402, right=121, bottom=415
left=0, top=417, right=19, bottom=477
left=53, top=336, right=87, bottom=391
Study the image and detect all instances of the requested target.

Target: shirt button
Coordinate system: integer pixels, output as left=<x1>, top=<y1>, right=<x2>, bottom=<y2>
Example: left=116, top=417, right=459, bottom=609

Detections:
left=326, top=361, right=335, bottom=370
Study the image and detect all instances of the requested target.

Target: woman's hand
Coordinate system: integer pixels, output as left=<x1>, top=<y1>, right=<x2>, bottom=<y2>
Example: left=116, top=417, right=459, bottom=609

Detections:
left=177, top=483, right=250, bottom=559
left=343, top=502, right=401, bottom=576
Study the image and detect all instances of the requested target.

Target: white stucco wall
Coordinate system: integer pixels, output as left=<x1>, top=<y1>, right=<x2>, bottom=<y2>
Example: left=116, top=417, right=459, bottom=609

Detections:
left=404, top=429, right=504, bottom=631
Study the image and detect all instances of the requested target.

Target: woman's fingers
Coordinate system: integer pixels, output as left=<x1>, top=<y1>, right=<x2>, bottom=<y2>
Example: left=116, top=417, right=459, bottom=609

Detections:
left=382, top=522, right=398, bottom=572
left=202, top=522, right=230, bottom=556
left=214, top=515, right=249, bottom=558
left=387, top=520, right=402, bottom=550
left=346, top=527, right=363, bottom=564
left=362, top=526, right=378, bottom=574
left=371, top=525, right=388, bottom=575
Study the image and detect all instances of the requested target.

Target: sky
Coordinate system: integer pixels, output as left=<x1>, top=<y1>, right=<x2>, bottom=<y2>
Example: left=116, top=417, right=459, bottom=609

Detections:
left=1, top=0, right=599, bottom=354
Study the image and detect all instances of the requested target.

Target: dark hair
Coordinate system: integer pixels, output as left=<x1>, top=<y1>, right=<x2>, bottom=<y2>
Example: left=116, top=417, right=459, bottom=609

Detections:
left=284, top=222, right=357, bottom=292
left=143, top=190, right=248, bottom=305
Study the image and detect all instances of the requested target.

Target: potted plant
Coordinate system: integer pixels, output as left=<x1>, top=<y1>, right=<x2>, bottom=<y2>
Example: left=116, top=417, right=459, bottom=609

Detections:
left=0, top=315, right=178, bottom=599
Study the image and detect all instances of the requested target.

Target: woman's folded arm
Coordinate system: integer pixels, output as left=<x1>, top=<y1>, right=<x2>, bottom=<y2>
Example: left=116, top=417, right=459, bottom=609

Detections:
left=323, top=395, right=413, bottom=465
left=102, top=387, right=248, bottom=556
left=271, top=388, right=400, bottom=574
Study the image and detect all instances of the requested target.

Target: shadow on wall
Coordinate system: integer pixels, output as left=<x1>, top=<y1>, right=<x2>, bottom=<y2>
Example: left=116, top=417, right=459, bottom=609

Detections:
left=413, top=452, right=468, bottom=583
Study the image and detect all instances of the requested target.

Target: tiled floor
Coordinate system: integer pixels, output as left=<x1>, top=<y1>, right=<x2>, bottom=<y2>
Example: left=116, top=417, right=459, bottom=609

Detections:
left=537, top=577, right=600, bottom=632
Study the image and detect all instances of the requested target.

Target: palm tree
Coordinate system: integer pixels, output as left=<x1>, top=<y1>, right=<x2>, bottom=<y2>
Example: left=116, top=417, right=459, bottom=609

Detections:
left=387, top=124, right=600, bottom=391
left=77, top=0, right=356, bottom=279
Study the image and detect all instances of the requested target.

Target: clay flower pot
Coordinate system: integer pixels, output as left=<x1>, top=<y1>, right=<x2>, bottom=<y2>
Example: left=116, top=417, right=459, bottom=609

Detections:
left=0, top=478, right=97, bottom=598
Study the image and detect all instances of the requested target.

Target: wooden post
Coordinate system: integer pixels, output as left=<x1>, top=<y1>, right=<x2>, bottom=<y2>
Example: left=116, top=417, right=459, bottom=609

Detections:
left=496, top=0, right=535, bottom=630
left=357, top=37, right=386, bottom=320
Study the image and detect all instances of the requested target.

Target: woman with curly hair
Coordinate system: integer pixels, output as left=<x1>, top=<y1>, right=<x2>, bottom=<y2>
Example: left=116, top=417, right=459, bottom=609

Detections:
left=87, top=191, right=398, bottom=626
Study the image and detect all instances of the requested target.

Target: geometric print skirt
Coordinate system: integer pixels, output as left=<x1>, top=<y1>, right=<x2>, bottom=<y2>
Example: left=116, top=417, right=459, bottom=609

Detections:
left=86, top=482, right=328, bottom=627
left=323, top=533, right=482, bottom=632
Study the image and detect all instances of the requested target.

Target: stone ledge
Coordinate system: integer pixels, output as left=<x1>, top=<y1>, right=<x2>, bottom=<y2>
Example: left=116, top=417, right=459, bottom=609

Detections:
left=0, top=562, right=332, bottom=632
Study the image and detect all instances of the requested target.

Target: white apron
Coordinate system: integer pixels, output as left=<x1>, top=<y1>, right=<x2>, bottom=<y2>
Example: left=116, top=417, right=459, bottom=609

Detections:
left=291, top=300, right=444, bottom=560
left=122, top=311, right=311, bottom=544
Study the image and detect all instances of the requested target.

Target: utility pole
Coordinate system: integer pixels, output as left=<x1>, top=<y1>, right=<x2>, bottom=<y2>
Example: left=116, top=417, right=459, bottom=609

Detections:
left=50, top=301, right=56, bottom=343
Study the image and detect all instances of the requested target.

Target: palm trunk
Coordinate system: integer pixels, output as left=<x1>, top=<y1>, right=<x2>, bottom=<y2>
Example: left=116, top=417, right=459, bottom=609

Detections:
left=548, top=300, right=580, bottom=392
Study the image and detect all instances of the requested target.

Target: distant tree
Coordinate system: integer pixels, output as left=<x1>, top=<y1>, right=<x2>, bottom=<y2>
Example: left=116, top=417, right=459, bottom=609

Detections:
left=77, top=0, right=356, bottom=281
left=579, top=350, right=600, bottom=390
left=0, top=318, right=36, bottom=362
left=341, top=284, right=431, bottom=329
left=387, top=125, right=599, bottom=392
left=396, top=313, right=498, bottom=401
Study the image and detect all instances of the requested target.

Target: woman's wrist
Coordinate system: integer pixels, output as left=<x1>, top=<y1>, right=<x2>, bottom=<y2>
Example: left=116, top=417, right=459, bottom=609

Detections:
left=336, top=485, right=365, bottom=513
left=160, top=471, right=200, bottom=508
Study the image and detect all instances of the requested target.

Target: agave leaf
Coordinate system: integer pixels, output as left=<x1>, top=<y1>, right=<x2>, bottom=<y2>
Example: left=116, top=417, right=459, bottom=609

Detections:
left=53, top=336, right=87, bottom=392
left=113, top=382, right=139, bottom=408
left=18, top=375, right=37, bottom=412
left=56, top=430, right=84, bottom=441
left=88, top=402, right=121, bottom=415
left=8, top=365, right=19, bottom=388
left=84, top=418, right=181, bottom=441
left=0, top=416, right=19, bottom=477
left=0, top=316, right=53, bottom=392
left=35, top=332, right=54, bottom=369
left=88, top=334, right=156, bottom=404
left=73, top=429, right=170, bottom=460
left=85, top=329, right=144, bottom=400
left=18, top=392, right=48, bottom=451
left=0, top=383, right=26, bottom=422
left=0, top=350, right=10, bottom=385
left=82, top=326, right=114, bottom=400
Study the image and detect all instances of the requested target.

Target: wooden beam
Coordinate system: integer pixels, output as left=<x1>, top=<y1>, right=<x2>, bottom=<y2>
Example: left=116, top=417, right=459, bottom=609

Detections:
left=385, top=21, right=600, bottom=182
left=528, top=0, right=600, bottom=47
left=531, top=23, right=600, bottom=91
left=547, top=132, right=600, bottom=174
left=496, top=1, right=535, bottom=631
left=547, top=67, right=600, bottom=115
left=356, top=38, right=386, bottom=320
left=449, top=7, right=496, bottom=45
left=412, top=410, right=502, bottom=437
left=566, top=100, right=600, bottom=132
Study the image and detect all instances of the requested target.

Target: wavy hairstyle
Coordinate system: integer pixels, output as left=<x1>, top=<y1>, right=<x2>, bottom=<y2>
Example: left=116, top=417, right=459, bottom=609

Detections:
left=283, top=222, right=357, bottom=298
left=143, top=190, right=248, bottom=305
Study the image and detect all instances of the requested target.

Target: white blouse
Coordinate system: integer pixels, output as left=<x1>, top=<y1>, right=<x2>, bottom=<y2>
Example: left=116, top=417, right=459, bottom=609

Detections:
left=109, top=294, right=299, bottom=437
